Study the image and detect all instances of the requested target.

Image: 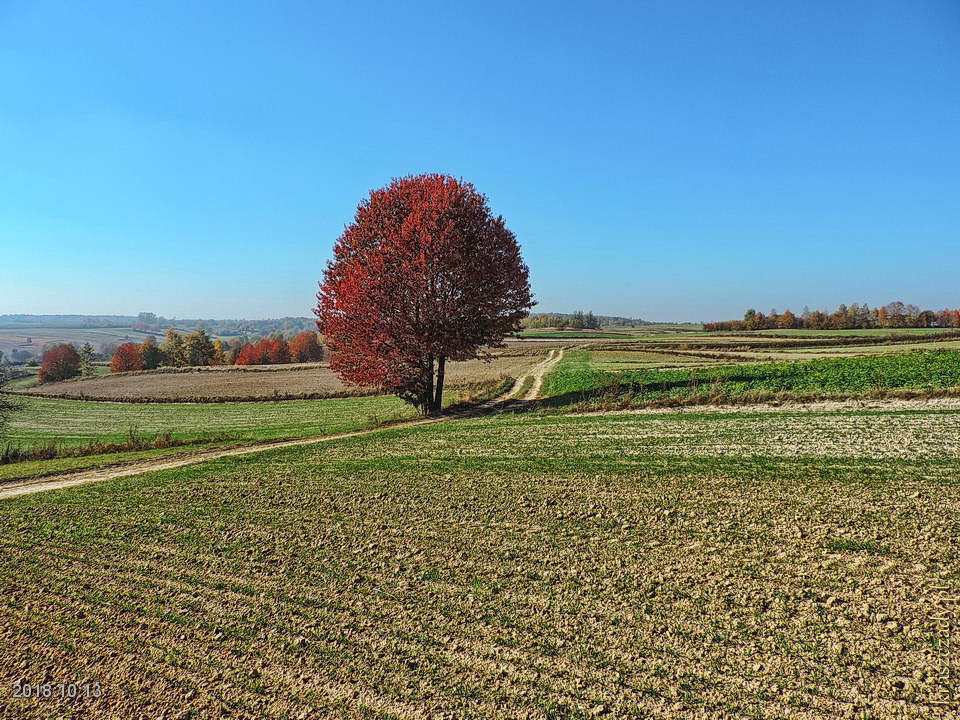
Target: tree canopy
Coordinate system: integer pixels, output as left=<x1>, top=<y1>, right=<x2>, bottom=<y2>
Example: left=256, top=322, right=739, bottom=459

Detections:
left=38, top=344, right=81, bottom=383
left=316, top=174, right=533, bottom=414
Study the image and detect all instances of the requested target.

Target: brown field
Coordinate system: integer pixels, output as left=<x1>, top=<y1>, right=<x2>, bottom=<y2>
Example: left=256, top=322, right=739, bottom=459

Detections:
left=16, top=353, right=547, bottom=402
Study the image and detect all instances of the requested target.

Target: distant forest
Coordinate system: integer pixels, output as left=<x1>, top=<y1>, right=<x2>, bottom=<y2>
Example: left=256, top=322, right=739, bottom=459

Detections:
left=0, top=313, right=318, bottom=337
left=523, top=312, right=647, bottom=330
left=704, top=302, right=960, bottom=332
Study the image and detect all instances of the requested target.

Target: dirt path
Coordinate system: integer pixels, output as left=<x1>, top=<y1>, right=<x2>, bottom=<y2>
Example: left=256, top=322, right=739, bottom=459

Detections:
left=0, top=349, right=567, bottom=500
left=519, top=348, right=563, bottom=401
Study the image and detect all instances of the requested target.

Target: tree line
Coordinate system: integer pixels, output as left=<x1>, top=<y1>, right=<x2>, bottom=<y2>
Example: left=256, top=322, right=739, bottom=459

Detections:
left=37, top=330, right=324, bottom=383
left=703, top=302, right=960, bottom=332
left=524, top=311, right=603, bottom=330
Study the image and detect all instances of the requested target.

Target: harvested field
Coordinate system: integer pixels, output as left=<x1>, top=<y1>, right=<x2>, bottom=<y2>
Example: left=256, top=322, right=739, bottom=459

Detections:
left=1, top=408, right=957, bottom=718
left=16, top=354, right=545, bottom=402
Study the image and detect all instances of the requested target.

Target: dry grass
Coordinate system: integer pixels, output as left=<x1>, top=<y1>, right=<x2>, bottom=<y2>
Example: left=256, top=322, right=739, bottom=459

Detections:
left=16, top=354, right=545, bottom=403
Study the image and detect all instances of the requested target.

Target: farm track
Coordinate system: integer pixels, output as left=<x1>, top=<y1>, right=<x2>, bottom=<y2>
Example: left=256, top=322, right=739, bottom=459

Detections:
left=470, top=347, right=564, bottom=407
left=0, top=349, right=566, bottom=500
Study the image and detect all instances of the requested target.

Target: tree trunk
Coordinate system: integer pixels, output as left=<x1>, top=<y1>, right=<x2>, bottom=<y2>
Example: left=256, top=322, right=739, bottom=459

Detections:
left=432, top=355, right=445, bottom=414
left=424, top=352, right=435, bottom=415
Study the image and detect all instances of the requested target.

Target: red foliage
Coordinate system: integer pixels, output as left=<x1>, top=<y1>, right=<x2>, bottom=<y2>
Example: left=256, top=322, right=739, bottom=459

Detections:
left=235, top=338, right=290, bottom=365
left=267, top=338, right=290, bottom=364
left=235, top=343, right=261, bottom=366
left=38, top=343, right=82, bottom=383
left=111, top=342, right=144, bottom=373
left=315, top=174, right=533, bottom=414
left=289, top=332, right=323, bottom=362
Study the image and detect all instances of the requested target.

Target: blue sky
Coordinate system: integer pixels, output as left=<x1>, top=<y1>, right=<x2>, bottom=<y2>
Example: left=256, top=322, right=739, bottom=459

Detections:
left=1, top=1, right=958, bottom=321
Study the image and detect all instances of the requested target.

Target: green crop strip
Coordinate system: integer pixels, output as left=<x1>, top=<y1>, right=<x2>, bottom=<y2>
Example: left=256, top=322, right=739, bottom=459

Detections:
left=541, top=349, right=960, bottom=403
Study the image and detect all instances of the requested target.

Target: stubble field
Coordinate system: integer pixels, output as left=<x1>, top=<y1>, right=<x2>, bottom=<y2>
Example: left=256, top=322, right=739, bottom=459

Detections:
left=16, top=353, right=545, bottom=403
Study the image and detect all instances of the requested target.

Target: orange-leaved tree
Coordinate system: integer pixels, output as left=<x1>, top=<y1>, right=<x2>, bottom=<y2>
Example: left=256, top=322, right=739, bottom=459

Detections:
left=316, top=174, right=533, bottom=414
left=267, top=338, right=290, bottom=364
left=289, top=332, right=323, bottom=362
left=111, top=342, right=143, bottom=373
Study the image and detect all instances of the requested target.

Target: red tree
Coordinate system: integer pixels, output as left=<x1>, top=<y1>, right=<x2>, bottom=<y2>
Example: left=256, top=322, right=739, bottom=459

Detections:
left=235, top=344, right=260, bottom=366
left=111, top=342, right=144, bottom=373
left=289, top=332, right=323, bottom=362
left=254, top=339, right=271, bottom=363
left=267, top=338, right=291, bottom=364
left=316, top=174, right=534, bottom=414
left=38, top=344, right=82, bottom=383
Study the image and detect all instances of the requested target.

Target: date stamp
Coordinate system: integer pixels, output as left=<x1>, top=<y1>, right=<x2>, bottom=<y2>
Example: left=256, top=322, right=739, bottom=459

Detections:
left=12, top=681, right=102, bottom=700
left=930, top=582, right=958, bottom=709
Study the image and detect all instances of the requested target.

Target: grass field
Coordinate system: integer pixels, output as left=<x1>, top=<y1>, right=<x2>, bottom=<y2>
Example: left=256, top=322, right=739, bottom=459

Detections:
left=1, top=408, right=956, bottom=718
left=517, top=331, right=634, bottom=339
left=577, top=349, right=721, bottom=370
left=542, top=348, right=960, bottom=407
left=0, top=395, right=415, bottom=483
left=4, top=395, right=411, bottom=449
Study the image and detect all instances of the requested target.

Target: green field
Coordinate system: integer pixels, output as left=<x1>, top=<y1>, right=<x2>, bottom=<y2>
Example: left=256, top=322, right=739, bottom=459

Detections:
left=4, top=395, right=410, bottom=449
left=542, top=348, right=960, bottom=406
left=0, top=379, right=513, bottom=481
left=517, top=331, right=633, bottom=339
left=0, top=395, right=415, bottom=482
left=1, top=408, right=955, bottom=718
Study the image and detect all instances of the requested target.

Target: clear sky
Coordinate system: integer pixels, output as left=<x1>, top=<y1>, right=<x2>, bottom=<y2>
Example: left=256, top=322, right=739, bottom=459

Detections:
left=1, top=1, right=958, bottom=322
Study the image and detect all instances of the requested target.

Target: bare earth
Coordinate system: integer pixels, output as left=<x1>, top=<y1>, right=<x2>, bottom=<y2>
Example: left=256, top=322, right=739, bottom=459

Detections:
left=574, top=395, right=960, bottom=416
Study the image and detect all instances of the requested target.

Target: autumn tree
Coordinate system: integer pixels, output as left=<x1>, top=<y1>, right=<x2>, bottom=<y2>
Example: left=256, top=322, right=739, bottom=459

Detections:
left=224, top=342, right=241, bottom=366
left=138, top=336, right=163, bottom=370
left=289, top=332, right=323, bottom=362
left=111, top=342, right=144, bottom=373
left=184, top=329, right=215, bottom=366
left=160, top=328, right=186, bottom=367
left=38, top=344, right=81, bottom=383
left=211, top=339, right=226, bottom=365
left=236, top=341, right=266, bottom=366
left=266, top=338, right=291, bottom=364
left=777, top=310, right=796, bottom=329
left=316, top=174, right=534, bottom=414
